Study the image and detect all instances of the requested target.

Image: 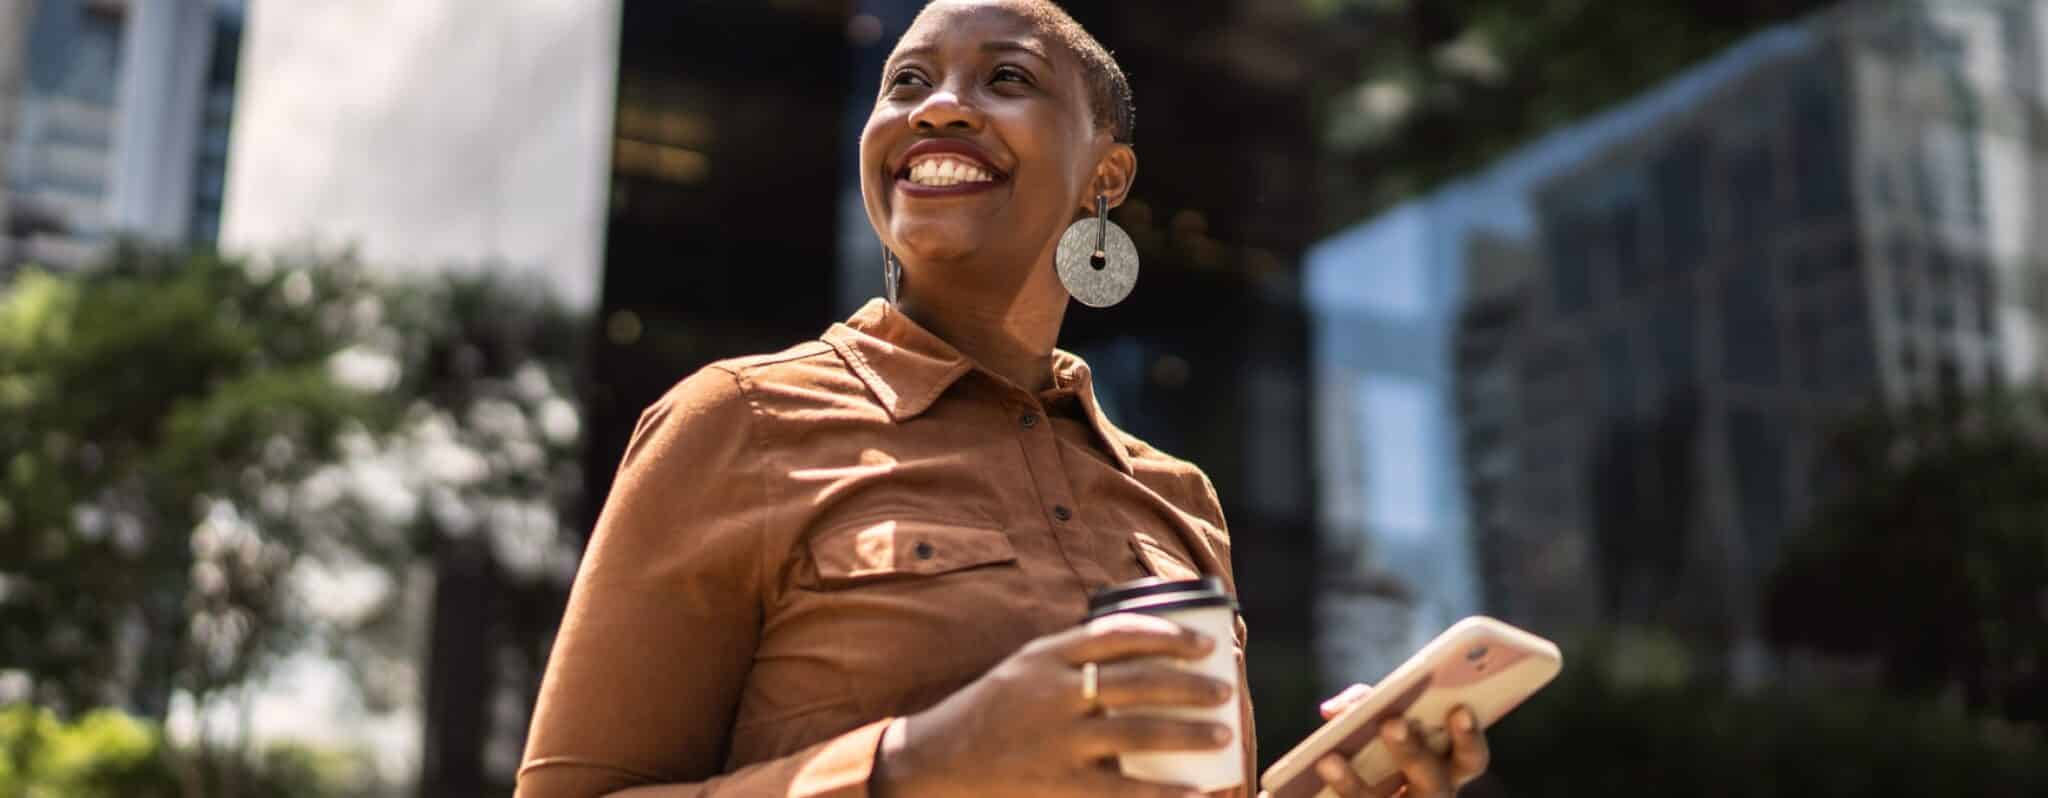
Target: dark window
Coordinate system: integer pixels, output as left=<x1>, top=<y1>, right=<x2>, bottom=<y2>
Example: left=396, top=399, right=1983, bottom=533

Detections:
left=1727, top=407, right=1787, bottom=573
left=1652, top=294, right=1697, bottom=391
left=1833, top=236, right=1864, bottom=283
left=1824, top=333, right=1879, bottom=392
left=1544, top=211, right=1595, bottom=315
left=1794, top=305, right=1827, bottom=390
left=1891, top=235, right=1920, bottom=325
left=1612, top=204, right=1645, bottom=298
left=1653, top=135, right=1706, bottom=273
left=1726, top=144, right=1776, bottom=256
left=1792, top=78, right=1850, bottom=221
left=1600, top=330, right=1635, bottom=414
left=1720, top=269, right=1780, bottom=386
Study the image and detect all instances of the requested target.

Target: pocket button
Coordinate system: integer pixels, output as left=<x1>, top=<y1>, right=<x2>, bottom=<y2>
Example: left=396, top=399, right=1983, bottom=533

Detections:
left=913, top=541, right=936, bottom=560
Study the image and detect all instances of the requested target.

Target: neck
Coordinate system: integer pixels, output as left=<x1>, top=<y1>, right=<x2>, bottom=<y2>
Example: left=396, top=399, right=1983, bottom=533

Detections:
left=898, top=275, right=1067, bottom=394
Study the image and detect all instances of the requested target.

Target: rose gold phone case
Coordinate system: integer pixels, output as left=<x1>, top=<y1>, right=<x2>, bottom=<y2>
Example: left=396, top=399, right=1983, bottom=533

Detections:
left=1259, top=616, right=1562, bottom=798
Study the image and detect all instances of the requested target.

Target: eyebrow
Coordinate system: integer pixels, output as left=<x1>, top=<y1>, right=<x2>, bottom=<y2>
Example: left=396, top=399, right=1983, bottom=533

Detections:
left=888, top=40, right=1056, bottom=72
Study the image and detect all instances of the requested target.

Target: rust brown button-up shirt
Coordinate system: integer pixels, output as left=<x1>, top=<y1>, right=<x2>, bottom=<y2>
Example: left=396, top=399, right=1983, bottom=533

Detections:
left=518, top=299, right=1253, bottom=797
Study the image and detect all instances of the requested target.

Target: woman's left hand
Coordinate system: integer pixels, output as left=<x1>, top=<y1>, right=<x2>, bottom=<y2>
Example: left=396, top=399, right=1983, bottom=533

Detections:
left=1282, top=683, right=1491, bottom=797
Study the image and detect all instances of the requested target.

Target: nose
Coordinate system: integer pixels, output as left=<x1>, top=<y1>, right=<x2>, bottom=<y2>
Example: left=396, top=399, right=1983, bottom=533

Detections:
left=909, top=88, right=984, bottom=132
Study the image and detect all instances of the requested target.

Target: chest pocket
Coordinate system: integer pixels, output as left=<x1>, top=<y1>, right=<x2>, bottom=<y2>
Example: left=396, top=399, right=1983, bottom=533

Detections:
left=1130, top=532, right=1204, bottom=581
left=806, top=518, right=1017, bottom=588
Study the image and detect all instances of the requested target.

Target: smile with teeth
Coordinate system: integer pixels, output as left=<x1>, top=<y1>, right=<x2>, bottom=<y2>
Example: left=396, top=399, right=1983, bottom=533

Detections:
left=904, top=156, right=998, bottom=187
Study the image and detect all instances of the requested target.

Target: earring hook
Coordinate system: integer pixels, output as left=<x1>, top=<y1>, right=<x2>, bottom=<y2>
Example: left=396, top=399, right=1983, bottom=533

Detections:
left=1091, top=195, right=1108, bottom=271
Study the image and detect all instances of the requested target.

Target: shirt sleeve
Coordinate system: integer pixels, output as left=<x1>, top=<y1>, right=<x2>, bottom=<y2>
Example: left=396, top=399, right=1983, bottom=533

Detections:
left=516, top=367, right=892, bottom=798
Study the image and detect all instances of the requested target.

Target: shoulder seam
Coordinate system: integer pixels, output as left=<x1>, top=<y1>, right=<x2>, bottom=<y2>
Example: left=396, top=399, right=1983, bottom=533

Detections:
left=717, top=341, right=835, bottom=374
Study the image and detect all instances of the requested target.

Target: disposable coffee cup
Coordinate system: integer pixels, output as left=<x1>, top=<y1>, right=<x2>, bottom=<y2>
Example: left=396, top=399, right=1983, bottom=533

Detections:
left=1085, top=576, right=1243, bottom=792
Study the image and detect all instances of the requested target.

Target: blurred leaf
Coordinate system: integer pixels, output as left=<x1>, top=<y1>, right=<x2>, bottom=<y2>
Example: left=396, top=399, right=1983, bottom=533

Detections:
left=1311, top=0, right=1837, bottom=229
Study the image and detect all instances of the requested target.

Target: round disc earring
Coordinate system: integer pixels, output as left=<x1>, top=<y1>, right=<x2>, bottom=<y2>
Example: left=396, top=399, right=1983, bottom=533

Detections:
left=1056, top=195, right=1139, bottom=307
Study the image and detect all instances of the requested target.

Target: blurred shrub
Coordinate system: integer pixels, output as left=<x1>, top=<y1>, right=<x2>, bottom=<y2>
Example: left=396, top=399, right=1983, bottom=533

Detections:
left=0, top=705, right=174, bottom=798
left=1487, top=633, right=2048, bottom=797
left=1767, top=389, right=2048, bottom=726
left=0, top=704, right=379, bottom=798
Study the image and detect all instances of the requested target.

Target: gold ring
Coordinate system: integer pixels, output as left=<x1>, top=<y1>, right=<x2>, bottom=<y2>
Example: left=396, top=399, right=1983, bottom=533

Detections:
left=1080, top=661, right=1099, bottom=707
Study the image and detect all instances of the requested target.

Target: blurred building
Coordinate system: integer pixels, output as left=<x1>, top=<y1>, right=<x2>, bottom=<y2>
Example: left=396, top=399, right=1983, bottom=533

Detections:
left=1302, top=205, right=1483, bottom=688
left=212, top=1, right=623, bottom=794
left=0, top=0, right=244, bottom=270
left=218, top=0, right=614, bottom=311
left=1314, top=0, right=2048, bottom=684
left=0, top=0, right=28, bottom=256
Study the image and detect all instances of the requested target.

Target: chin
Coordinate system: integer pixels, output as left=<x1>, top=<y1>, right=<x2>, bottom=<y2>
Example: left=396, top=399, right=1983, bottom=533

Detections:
left=891, top=219, right=985, bottom=264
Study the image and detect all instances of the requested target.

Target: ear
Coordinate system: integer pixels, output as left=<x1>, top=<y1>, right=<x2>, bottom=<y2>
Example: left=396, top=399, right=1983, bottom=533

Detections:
left=1083, top=142, right=1138, bottom=213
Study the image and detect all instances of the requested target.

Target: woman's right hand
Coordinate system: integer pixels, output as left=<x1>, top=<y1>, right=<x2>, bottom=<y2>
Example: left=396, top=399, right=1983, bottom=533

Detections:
left=871, top=613, right=1237, bottom=798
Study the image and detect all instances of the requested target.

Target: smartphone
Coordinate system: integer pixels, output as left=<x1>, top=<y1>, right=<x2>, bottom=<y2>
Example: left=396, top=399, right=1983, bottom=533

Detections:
left=1260, top=616, right=1562, bottom=798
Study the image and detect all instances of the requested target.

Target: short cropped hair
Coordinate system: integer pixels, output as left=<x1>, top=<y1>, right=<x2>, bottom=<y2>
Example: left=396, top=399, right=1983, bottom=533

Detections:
left=916, top=0, right=1136, bottom=144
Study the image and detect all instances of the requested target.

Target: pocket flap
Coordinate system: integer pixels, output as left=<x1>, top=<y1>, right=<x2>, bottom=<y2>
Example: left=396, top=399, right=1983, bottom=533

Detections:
left=809, top=519, right=1016, bottom=585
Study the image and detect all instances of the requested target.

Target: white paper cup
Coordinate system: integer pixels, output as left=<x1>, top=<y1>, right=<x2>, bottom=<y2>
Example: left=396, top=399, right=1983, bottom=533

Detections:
left=1086, top=577, right=1243, bottom=792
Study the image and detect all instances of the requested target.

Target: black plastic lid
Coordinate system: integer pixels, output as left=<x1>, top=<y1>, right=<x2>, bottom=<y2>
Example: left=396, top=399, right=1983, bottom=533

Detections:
left=1086, top=576, right=1237, bottom=621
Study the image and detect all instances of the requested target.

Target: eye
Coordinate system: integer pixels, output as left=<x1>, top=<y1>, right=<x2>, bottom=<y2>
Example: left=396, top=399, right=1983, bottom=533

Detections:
left=888, top=68, right=931, bottom=90
left=991, top=65, right=1033, bottom=85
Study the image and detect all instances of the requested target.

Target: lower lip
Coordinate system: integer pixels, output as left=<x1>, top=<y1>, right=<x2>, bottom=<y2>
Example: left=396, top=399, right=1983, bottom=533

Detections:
left=895, top=176, right=1005, bottom=198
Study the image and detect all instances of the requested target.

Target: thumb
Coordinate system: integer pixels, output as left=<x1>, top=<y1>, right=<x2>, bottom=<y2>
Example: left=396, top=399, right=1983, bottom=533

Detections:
left=1319, top=683, right=1374, bottom=720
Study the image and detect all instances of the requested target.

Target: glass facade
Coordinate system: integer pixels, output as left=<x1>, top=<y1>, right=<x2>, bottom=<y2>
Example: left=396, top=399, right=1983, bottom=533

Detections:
left=1314, top=0, right=2047, bottom=683
left=6, top=0, right=124, bottom=246
left=2, top=0, right=242, bottom=266
left=187, top=3, right=242, bottom=245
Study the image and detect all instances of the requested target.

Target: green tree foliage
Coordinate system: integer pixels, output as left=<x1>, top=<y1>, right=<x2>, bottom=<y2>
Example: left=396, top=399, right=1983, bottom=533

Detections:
left=1304, top=0, right=1835, bottom=228
left=0, top=249, right=380, bottom=717
left=0, top=247, right=588, bottom=795
left=1767, top=389, right=2048, bottom=727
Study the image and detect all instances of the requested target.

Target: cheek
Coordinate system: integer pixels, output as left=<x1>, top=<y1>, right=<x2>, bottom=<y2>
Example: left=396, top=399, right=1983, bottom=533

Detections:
left=857, top=117, right=888, bottom=179
left=857, top=112, right=897, bottom=210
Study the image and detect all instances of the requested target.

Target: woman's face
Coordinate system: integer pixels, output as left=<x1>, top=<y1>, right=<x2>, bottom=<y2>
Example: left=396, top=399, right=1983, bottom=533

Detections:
left=859, top=1, right=1126, bottom=284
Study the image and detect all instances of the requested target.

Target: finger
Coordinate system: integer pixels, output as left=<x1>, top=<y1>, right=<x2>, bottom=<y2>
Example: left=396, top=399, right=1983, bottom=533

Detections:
left=1313, top=752, right=1405, bottom=798
left=1095, top=662, right=1235, bottom=711
left=1445, top=706, right=1490, bottom=786
left=1054, top=614, right=1213, bottom=665
left=1320, top=683, right=1374, bottom=720
left=1313, top=753, right=1371, bottom=797
left=1074, top=715, right=1233, bottom=760
left=1380, top=718, right=1452, bottom=797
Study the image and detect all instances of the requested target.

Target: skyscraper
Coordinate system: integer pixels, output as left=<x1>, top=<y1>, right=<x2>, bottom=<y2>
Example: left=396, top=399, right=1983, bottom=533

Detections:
left=1371, top=1, right=2048, bottom=681
left=1, top=0, right=244, bottom=271
left=0, top=0, right=34, bottom=262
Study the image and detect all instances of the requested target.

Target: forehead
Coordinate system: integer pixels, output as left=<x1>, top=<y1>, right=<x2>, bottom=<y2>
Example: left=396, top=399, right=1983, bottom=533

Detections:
left=891, top=1, right=1066, bottom=65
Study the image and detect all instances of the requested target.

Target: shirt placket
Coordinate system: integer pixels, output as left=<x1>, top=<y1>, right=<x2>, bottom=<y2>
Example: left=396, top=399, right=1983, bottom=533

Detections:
left=1007, top=396, right=1117, bottom=596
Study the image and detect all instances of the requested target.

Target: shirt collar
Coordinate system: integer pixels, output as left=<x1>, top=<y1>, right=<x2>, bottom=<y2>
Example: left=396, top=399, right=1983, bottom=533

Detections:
left=822, top=299, right=1137, bottom=475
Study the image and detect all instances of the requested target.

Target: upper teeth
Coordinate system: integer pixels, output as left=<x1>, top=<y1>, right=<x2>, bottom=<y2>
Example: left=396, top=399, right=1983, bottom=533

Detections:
left=906, top=156, right=995, bottom=187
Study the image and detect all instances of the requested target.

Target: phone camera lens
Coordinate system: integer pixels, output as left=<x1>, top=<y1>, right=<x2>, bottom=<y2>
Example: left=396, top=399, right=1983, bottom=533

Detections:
left=1465, top=645, right=1489, bottom=662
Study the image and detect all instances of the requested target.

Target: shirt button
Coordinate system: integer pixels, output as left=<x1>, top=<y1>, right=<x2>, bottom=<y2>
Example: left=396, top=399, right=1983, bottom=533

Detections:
left=1020, top=412, right=1039, bottom=429
left=1052, top=505, right=1072, bottom=522
left=913, top=541, right=935, bottom=560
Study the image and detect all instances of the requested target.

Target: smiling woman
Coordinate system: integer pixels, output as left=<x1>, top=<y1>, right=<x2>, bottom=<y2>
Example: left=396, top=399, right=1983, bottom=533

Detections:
left=514, top=3, right=1486, bottom=798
